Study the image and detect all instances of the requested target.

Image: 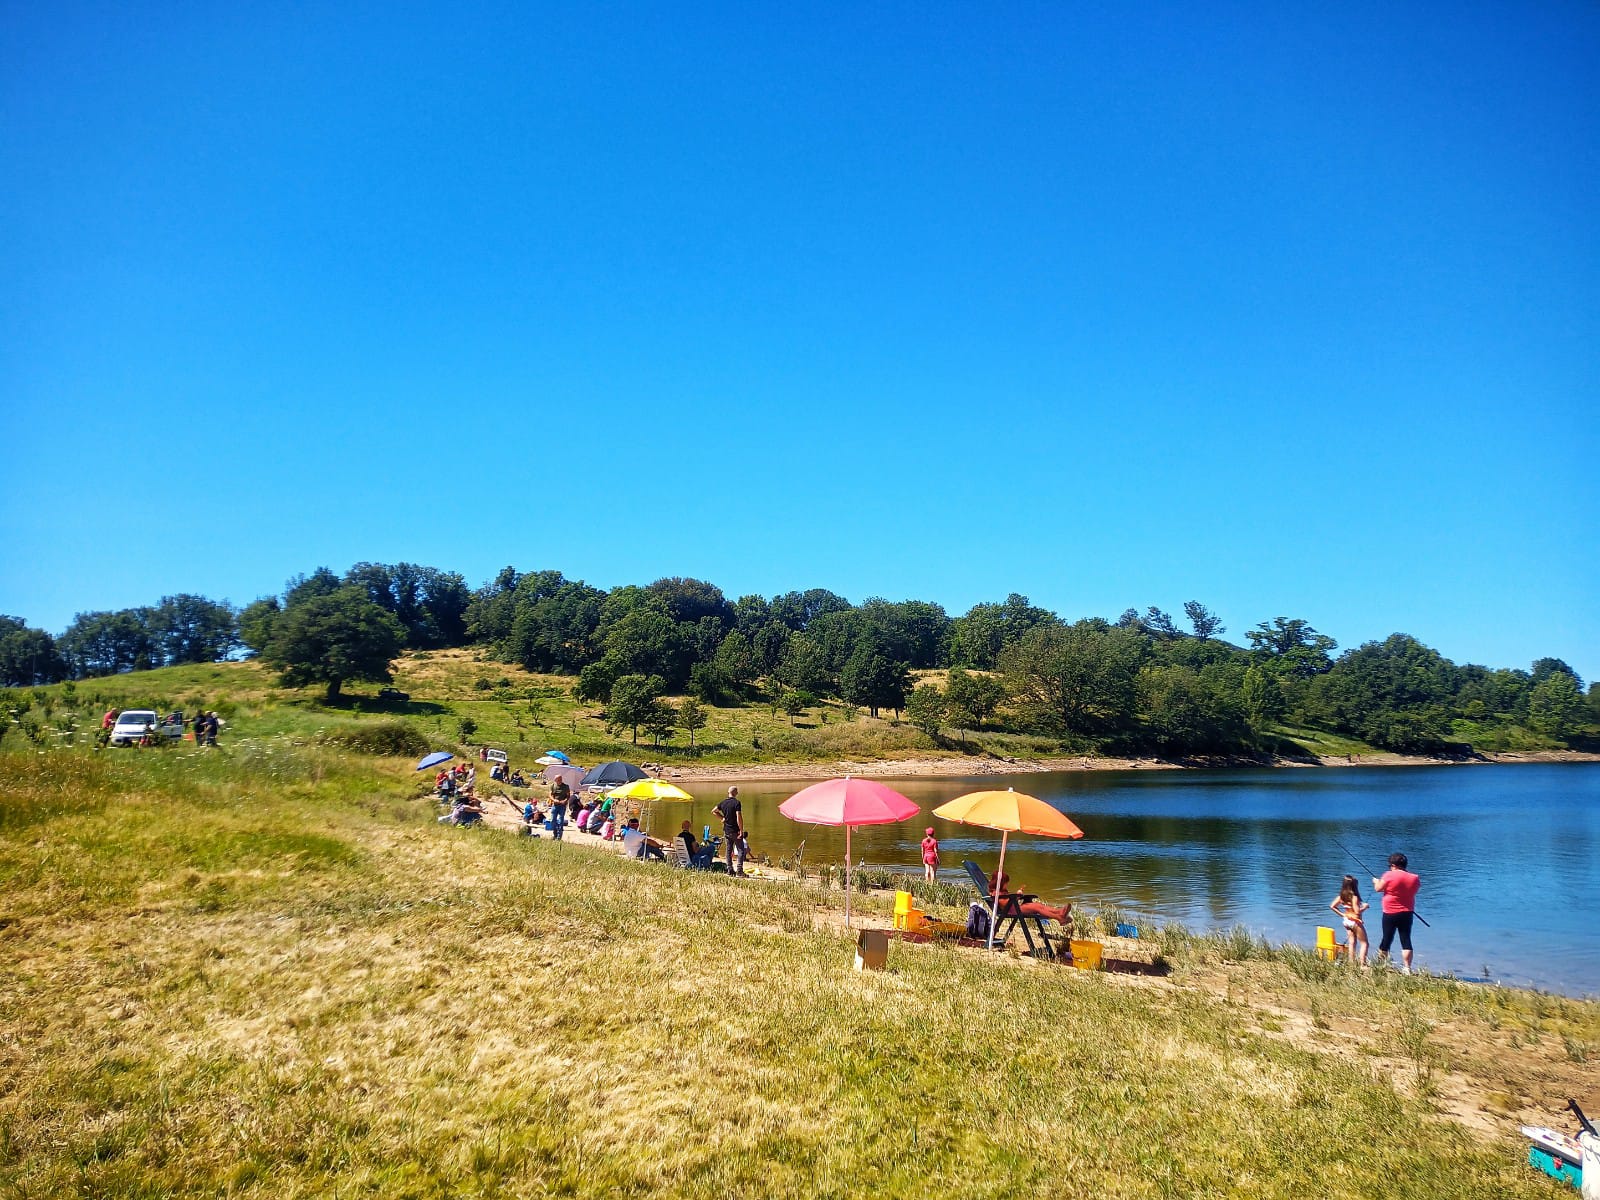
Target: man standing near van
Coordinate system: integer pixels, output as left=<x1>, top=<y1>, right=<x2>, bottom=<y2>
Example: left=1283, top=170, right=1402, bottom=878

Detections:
left=1373, top=852, right=1421, bottom=974
left=713, top=786, right=744, bottom=876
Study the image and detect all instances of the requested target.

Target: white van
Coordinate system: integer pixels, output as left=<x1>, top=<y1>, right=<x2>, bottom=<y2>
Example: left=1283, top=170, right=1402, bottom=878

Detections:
left=108, top=710, right=182, bottom=747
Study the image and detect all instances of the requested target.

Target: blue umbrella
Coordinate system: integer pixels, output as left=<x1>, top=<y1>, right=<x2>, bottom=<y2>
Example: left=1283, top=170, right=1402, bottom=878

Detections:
left=416, top=751, right=455, bottom=771
left=545, top=750, right=571, bottom=763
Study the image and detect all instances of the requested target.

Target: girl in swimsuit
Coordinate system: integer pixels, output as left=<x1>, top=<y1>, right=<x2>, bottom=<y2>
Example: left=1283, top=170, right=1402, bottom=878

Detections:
left=1330, top=874, right=1369, bottom=966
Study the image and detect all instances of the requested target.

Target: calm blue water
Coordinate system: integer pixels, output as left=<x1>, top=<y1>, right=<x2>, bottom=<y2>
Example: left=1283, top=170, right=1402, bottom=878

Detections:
left=712, top=765, right=1600, bottom=997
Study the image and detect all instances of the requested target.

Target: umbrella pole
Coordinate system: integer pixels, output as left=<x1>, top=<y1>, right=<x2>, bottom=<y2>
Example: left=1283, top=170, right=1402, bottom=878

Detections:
left=988, top=830, right=1010, bottom=951
left=844, top=825, right=852, bottom=929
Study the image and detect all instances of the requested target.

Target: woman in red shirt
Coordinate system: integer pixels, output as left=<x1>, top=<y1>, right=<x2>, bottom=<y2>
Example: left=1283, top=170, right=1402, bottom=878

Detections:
left=1372, top=852, right=1421, bottom=974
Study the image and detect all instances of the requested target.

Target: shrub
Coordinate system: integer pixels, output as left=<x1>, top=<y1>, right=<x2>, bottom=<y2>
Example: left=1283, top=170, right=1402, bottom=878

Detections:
left=321, top=721, right=430, bottom=757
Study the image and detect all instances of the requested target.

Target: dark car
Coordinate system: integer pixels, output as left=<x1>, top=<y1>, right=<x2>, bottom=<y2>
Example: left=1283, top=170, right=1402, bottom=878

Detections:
left=377, top=687, right=410, bottom=703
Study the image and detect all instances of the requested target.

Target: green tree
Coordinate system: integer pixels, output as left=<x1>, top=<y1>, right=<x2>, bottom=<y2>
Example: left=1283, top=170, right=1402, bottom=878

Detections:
left=1142, top=607, right=1179, bottom=638
left=643, top=701, right=677, bottom=748
left=1312, top=634, right=1455, bottom=752
left=906, top=684, right=946, bottom=740
left=238, top=597, right=281, bottom=655
left=457, top=716, right=478, bottom=741
left=945, top=667, right=1004, bottom=729
left=1246, top=618, right=1337, bottom=678
left=606, top=674, right=667, bottom=744
left=775, top=634, right=832, bottom=696
left=678, top=697, right=708, bottom=753
left=1528, top=671, right=1583, bottom=739
left=840, top=651, right=910, bottom=718
left=58, top=609, right=159, bottom=677
left=1240, top=664, right=1284, bottom=726
left=1000, top=619, right=1146, bottom=736
left=0, top=617, right=66, bottom=686
left=261, top=586, right=406, bottom=701
left=1183, top=601, right=1225, bottom=641
left=780, top=690, right=807, bottom=724
left=1138, top=665, right=1251, bottom=755
left=151, top=594, right=238, bottom=664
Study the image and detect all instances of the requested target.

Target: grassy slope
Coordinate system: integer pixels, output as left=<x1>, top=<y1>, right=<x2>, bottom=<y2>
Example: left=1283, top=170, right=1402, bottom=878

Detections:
left=2, top=741, right=1594, bottom=1198
left=8, top=654, right=1078, bottom=769
left=12, top=652, right=1584, bottom=770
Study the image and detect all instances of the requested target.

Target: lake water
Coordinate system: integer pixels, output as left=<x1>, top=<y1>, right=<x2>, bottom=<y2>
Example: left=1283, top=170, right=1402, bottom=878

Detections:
left=692, top=764, right=1600, bottom=998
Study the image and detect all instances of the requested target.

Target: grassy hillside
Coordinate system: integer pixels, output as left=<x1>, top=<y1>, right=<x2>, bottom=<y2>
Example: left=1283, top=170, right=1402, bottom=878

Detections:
left=1, top=653, right=1093, bottom=770
left=2, top=740, right=1592, bottom=1198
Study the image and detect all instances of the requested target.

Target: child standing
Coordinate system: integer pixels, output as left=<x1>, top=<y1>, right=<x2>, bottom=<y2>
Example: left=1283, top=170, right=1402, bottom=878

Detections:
left=1330, top=874, right=1369, bottom=966
left=920, top=827, right=940, bottom=883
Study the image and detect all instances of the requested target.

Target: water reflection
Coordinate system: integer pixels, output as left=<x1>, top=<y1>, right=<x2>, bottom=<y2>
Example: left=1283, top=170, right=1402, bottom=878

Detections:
left=702, top=765, right=1600, bottom=997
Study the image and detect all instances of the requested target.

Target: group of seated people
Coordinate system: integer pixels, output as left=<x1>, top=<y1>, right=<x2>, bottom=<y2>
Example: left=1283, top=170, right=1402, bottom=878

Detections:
left=438, top=793, right=484, bottom=826
left=487, top=762, right=529, bottom=787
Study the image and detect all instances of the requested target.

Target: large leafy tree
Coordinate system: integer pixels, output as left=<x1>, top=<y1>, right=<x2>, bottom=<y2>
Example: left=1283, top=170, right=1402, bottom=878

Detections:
left=238, top=597, right=281, bottom=655
left=151, top=594, right=238, bottom=664
left=261, top=586, right=405, bottom=701
left=1138, top=665, right=1251, bottom=755
left=840, top=650, right=910, bottom=718
left=945, top=667, right=1005, bottom=729
left=905, top=684, right=946, bottom=740
left=508, top=579, right=605, bottom=673
left=605, top=674, right=667, bottom=744
left=1312, top=634, right=1456, bottom=752
left=344, top=562, right=471, bottom=648
left=1000, top=618, right=1146, bottom=736
left=58, top=609, right=158, bottom=677
left=1183, top=601, right=1226, bottom=641
left=1527, top=671, right=1583, bottom=739
left=1246, top=618, right=1337, bottom=678
left=0, top=616, right=66, bottom=686
left=949, top=596, right=1051, bottom=669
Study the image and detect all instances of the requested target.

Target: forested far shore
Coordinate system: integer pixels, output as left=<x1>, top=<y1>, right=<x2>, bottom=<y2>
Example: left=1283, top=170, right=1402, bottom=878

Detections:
left=2, top=562, right=1596, bottom=759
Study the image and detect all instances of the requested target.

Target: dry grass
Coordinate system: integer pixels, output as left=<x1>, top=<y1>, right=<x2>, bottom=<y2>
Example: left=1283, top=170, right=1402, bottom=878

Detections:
left=0, top=742, right=1581, bottom=1199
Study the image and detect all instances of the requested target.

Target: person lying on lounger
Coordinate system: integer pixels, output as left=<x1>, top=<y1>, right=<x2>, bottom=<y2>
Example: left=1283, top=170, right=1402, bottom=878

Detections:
left=988, top=870, right=1070, bottom=924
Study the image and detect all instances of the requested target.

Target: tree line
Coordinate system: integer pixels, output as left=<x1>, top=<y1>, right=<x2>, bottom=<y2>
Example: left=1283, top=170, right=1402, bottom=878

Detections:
left=2, top=562, right=1595, bottom=754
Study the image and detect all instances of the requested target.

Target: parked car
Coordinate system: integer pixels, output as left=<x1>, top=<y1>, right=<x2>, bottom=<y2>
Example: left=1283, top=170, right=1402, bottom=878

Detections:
left=377, top=687, right=410, bottom=703
left=108, top=710, right=183, bottom=747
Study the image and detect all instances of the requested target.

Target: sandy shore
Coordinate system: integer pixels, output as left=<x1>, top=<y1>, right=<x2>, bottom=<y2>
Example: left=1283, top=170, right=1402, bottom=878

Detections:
left=654, top=747, right=1600, bottom=782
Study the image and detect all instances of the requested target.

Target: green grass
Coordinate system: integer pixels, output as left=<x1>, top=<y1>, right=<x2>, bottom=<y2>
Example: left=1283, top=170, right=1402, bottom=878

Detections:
left=1, top=738, right=1587, bottom=1198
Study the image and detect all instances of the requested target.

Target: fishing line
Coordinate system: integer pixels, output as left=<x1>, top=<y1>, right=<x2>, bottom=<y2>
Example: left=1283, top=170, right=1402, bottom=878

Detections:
left=1332, top=836, right=1431, bottom=928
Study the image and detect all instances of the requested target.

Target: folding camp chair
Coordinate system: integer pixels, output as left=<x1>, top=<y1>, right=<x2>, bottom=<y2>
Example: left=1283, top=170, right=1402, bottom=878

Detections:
left=962, top=860, right=1064, bottom=960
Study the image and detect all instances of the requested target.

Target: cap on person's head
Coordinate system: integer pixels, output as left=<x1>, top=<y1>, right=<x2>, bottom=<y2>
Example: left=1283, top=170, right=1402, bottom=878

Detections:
left=925, top=827, right=935, bottom=836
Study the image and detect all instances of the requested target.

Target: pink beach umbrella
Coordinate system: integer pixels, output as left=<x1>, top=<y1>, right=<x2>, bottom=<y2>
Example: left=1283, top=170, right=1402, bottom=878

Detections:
left=779, top=776, right=920, bottom=928
left=540, top=763, right=585, bottom=791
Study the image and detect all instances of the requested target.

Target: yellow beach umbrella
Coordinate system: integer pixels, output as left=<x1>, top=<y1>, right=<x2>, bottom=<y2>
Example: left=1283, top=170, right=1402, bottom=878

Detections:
left=607, top=778, right=695, bottom=848
left=607, top=779, right=694, bottom=803
left=932, top=788, right=1084, bottom=950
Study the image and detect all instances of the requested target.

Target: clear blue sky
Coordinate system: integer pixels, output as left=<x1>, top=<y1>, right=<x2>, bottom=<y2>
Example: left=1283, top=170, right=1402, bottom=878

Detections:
left=3, top=3, right=1596, bottom=682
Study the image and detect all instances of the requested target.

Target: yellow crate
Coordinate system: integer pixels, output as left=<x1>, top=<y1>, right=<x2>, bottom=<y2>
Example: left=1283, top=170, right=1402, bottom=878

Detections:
left=1070, top=940, right=1103, bottom=970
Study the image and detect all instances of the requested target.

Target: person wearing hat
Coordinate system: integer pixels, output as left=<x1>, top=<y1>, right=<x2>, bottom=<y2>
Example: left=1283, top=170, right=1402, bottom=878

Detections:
left=920, top=826, right=941, bottom=882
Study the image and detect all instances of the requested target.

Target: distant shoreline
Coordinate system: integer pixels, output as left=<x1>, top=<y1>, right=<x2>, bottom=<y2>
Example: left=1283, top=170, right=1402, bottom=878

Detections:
left=663, top=747, right=1600, bottom=782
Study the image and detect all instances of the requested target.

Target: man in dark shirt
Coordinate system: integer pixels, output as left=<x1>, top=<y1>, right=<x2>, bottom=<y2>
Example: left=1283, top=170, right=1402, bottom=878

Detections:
left=712, top=786, right=745, bottom=876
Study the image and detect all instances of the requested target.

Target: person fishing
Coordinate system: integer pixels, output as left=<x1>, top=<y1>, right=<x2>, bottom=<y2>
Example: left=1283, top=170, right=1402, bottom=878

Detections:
left=1372, top=852, right=1421, bottom=974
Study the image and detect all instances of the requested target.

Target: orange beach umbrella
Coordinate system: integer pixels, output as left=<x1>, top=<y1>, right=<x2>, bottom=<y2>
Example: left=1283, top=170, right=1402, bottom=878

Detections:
left=932, top=788, right=1084, bottom=950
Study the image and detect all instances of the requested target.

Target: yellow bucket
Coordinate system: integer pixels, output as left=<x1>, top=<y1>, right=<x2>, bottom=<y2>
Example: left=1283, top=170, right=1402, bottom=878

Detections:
left=1070, top=940, right=1103, bottom=970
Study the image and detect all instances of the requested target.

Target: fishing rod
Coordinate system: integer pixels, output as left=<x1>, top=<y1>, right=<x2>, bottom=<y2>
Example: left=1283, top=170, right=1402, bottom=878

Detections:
left=1332, top=837, right=1431, bottom=928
